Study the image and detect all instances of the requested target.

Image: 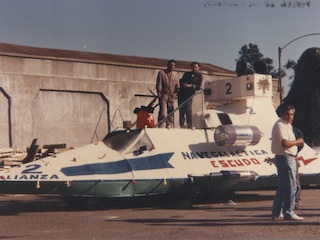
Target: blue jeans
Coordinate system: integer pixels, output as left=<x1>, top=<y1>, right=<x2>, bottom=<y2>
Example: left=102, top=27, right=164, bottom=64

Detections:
left=272, top=155, right=297, bottom=218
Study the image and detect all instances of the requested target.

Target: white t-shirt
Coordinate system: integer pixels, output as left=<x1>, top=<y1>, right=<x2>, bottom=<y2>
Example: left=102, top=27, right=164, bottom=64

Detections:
left=271, top=118, right=297, bottom=156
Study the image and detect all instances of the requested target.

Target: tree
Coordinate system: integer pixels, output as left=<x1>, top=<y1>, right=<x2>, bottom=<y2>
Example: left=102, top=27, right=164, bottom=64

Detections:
left=283, top=59, right=297, bottom=87
left=235, top=43, right=275, bottom=76
left=235, top=43, right=296, bottom=80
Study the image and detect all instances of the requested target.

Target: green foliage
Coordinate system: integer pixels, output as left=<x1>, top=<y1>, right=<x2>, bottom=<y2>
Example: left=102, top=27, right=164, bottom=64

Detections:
left=236, top=43, right=296, bottom=79
left=236, top=43, right=274, bottom=74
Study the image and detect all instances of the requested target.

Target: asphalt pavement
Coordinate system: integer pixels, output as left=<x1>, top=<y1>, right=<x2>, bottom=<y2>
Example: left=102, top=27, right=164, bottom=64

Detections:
left=1, top=188, right=320, bottom=240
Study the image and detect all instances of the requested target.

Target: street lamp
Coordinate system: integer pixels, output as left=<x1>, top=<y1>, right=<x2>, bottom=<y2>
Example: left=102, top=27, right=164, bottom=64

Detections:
left=278, top=33, right=320, bottom=103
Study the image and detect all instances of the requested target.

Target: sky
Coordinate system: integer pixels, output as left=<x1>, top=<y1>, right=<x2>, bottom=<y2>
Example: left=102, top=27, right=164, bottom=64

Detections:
left=0, top=0, right=319, bottom=96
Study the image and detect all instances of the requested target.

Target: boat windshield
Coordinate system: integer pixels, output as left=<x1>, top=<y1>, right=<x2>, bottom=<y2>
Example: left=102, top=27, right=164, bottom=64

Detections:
left=102, top=129, right=142, bottom=152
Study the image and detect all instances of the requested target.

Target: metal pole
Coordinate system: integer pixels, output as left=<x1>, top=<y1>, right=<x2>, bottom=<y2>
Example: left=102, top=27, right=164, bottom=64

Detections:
left=278, top=47, right=283, bottom=103
left=154, top=90, right=203, bottom=128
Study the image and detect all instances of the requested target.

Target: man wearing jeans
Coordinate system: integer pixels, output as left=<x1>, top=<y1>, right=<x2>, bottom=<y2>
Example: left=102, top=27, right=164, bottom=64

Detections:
left=271, top=104, right=304, bottom=221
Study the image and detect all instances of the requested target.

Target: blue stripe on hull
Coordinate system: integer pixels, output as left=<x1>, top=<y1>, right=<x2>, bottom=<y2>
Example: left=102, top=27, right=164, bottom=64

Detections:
left=60, top=153, right=174, bottom=176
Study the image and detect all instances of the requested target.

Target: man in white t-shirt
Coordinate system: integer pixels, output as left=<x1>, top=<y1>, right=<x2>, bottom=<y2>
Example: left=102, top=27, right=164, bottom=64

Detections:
left=271, top=104, right=304, bottom=221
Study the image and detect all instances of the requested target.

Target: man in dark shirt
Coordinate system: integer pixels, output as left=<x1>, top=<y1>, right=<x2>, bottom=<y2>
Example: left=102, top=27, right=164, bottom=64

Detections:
left=178, top=61, right=203, bottom=128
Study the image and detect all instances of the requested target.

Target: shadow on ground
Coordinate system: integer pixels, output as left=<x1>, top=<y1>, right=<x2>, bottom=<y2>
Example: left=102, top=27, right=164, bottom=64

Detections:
left=0, top=190, right=276, bottom=214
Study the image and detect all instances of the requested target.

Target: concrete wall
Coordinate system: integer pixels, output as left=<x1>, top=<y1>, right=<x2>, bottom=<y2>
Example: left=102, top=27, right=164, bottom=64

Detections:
left=0, top=55, right=235, bottom=150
